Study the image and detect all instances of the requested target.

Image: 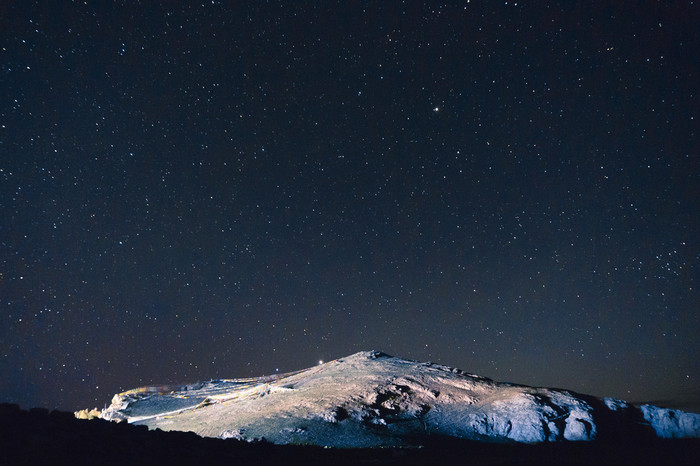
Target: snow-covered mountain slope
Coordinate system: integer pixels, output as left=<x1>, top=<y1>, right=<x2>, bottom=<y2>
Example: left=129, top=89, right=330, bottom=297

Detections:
left=93, top=351, right=700, bottom=447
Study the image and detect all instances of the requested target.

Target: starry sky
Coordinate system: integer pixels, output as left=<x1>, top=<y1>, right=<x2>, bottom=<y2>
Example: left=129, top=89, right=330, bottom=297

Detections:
left=1, top=1, right=698, bottom=413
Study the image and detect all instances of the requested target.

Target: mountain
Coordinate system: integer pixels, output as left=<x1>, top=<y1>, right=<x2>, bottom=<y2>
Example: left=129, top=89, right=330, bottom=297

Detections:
left=90, top=351, right=700, bottom=447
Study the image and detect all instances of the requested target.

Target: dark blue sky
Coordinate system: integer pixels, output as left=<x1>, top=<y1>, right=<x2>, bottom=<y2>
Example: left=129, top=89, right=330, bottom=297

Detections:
left=1, top=1, right=698, bottom=412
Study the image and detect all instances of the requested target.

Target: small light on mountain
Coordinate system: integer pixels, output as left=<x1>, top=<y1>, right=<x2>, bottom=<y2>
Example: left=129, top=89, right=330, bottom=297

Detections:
left=318, top=360, right=324, bottom=365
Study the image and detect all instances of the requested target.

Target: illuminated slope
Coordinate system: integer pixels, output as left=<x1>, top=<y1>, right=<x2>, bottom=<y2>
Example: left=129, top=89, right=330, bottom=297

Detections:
left=95, top=351, right=700, bottom=447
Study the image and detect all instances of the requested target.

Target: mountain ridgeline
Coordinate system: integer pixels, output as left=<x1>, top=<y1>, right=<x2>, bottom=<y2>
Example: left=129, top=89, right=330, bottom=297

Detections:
left=88, top=351, right=700, bottom=447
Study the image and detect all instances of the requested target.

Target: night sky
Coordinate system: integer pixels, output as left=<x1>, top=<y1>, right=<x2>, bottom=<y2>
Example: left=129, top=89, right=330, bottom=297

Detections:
left=1, top=1, right=698, bottom=413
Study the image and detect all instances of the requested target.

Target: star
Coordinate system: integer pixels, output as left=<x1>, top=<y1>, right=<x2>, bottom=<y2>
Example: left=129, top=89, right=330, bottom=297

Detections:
left=1, top=0, right=696, bottom=414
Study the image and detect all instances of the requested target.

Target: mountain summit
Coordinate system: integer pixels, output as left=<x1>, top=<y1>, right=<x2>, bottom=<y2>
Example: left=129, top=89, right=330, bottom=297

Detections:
left=91, top=351, right=700, bottom=447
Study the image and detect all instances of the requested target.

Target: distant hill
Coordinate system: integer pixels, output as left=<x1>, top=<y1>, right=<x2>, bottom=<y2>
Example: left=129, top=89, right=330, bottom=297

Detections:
left=94, top=351, right=700, bottom=447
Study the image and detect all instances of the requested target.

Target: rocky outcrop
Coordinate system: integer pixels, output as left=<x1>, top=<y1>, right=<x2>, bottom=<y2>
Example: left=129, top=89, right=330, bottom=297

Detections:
left=89, top=351, right=700, bottom=447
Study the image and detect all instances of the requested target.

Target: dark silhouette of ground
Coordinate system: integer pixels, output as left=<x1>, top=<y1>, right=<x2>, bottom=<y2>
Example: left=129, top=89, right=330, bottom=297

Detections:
left=1, top=403, right=698, bottom=465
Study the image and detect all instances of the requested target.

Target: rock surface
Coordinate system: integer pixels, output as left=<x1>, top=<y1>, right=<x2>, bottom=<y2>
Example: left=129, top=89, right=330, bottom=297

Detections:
left=94, top=351, right=700, bottom=447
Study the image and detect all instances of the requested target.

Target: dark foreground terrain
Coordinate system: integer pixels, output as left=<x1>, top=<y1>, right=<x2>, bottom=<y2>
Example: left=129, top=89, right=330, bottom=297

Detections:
left=1, top=403, right=698, bottom=466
